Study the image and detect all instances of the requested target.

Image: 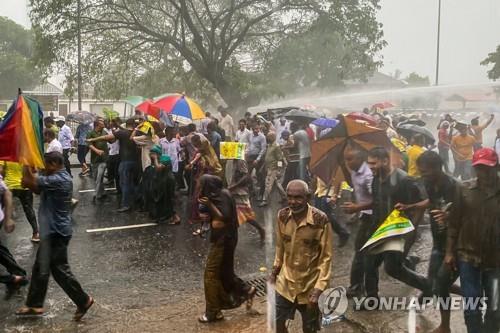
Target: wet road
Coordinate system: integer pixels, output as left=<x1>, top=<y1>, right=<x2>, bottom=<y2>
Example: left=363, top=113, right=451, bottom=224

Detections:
left=0, top=171, right=467, bottom=332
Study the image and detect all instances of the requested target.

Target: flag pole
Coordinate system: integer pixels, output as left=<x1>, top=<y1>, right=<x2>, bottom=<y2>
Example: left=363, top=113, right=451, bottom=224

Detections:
left=18, top=88, right=22, bottom=95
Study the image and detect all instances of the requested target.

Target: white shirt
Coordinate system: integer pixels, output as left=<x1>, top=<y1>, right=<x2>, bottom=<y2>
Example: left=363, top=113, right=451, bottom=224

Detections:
left=58, top=124, right=74, bottom=149
left=235, top=128, right=251, bottom=144
left=47, top=138, right=63, bottom=154
left=219, top=114, right=235, bottom=139
left=160, top=137, right=181, bottom=172
left=108, top=140, right=120, bottom=156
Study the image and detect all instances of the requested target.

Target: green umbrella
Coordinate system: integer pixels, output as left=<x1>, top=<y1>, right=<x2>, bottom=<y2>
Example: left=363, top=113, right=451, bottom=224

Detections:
left=124, top=96, right=145, bottom=107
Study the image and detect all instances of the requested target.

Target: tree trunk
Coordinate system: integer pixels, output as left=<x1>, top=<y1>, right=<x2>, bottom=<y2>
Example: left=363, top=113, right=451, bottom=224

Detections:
left=213, top=76, right=261, bottom=114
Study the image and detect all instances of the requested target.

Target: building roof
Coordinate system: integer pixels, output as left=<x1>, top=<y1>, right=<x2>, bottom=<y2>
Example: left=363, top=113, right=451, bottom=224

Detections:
left=24, top=82, right=64, bottom=96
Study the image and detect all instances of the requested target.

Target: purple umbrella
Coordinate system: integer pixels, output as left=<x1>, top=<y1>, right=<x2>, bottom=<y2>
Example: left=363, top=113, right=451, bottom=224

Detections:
left=312, top=117, right=340, bottom=128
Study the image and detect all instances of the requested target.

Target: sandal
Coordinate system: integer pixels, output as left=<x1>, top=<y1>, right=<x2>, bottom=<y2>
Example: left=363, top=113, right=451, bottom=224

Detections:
left=74, top=296, right=94, bottom=321
left=192, top=228, right=202, bottom=236
left=246, top=286, right=257, bottom=310
left=198, top=311, right=224, bottom=323
left=16, top=307, right=45, bottom=317
left=169, top=215, right=181, bottom=225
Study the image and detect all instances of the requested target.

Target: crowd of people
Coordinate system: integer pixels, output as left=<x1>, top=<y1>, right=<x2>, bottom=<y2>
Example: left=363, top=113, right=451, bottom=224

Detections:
left=0, top=105, right=499, bottom=333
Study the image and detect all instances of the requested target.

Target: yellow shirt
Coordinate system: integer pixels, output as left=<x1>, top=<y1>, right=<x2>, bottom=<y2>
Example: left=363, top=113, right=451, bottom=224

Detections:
left=314, top=177, right=335, bottom=198
left=406, top=145, right=425, bottom=177
left=451, top=135, right=475, bottom=161
left=2, top=161, right=24, bottom=190
left=273, top=204, right=333, bottom=304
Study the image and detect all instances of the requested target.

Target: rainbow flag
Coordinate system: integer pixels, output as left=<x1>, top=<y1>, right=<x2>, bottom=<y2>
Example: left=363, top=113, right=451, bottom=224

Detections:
left=0, top=94, right=45, bottom=168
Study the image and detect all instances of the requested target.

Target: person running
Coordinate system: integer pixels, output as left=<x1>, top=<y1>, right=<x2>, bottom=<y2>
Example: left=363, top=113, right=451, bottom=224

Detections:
left=259, top=132, right=287, bottom=207
left=445, top=148, right=500, bottom=333
left=470, top=114, right=494, bottom=151
left=437, top=121, right=452, bottom=173
left=451, top=123, right=475, bottom=181
left=228, top=159, right=265, bottom=243
left=416, top=151, right=462, bottom=333
left=87, top=118, right=140, bottom=212
left=87, top=119, right=108, bottom=203
left=2, top=161, right=40, bottom=242
left=56, top=117, right=74, bottom=177
left=270, top=180, right=333, bottom=333
left=75, top=122, right=92, bottom=176
left=362, top=147, right=431, bottom=306
left=17, top=152, right=93, bottom=321
left=198, top=175, right=256, bottom=323
left=341, top=147, right=373, bottom=298
left=0, top=171, right=29, bottom=300
left=406, top=134, right=426, bottom=177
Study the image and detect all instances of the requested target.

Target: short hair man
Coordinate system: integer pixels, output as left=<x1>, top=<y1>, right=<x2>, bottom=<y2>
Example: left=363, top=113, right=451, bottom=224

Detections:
left=270, top=180, right=333, bottom=333
left=445, top=148, right=500, bottom=333
left=17, top=152, right=94, bottom=320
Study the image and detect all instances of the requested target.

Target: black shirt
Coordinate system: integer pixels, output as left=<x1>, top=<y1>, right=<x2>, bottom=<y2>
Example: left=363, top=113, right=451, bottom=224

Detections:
left=423, top=174, right=460, bottom=252
left=371, top=168, right=427, bottom=233
left=114, top=129, right=139, bottom=162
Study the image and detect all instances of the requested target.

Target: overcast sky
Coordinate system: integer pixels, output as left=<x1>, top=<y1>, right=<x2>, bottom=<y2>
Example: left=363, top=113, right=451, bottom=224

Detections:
left=2, top=0, right=500, bottom=85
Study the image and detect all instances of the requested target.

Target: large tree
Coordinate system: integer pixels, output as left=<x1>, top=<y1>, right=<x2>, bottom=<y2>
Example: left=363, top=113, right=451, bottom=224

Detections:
left=30, top=0, right=385, bottom=110
left=0, top=16, right=41, bottom=99
left=481, top=45, right=500, bottom=80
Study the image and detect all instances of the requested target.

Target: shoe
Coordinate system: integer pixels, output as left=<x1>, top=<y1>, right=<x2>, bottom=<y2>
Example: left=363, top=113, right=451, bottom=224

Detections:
left=116, top=206, right=131, bottom=213
left=257, top=201, right=268, bottom=207
left=74, top=296, right=94, bottom=321
left=31, top=234, right=40, bottom=243
left=346, top=285, right=364, bottom=298
left=5, top=276, right=29, bottom=300
left=71, top=198, right=79, bottom=211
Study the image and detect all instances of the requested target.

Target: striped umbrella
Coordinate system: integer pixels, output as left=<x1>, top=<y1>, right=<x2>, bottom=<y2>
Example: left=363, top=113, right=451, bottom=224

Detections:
left=153, top=94, right=205, bottom=124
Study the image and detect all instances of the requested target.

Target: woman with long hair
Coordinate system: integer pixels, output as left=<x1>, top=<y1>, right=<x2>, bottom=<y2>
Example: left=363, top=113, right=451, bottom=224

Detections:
left=186, top=134, right=222, bottom=232
left=197, top=175, right=256, bottom=323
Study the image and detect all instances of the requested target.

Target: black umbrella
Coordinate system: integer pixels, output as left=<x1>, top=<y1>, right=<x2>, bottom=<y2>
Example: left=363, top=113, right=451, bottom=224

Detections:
left=66, top=111, right=96, bottom=124
left=284, top=108, right=325, bottom=123
left=396, top=124, right=435, bottom=145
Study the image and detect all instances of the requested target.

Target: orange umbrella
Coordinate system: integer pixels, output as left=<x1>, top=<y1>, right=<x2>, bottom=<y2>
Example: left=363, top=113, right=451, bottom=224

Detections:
left=310, top=114, right=401, bottom=185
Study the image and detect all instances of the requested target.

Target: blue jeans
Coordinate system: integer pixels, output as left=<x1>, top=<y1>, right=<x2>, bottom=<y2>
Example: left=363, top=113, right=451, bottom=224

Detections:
left=118, top=161, right=138, bottom=208
left=458, top=260, right=500, bottom=333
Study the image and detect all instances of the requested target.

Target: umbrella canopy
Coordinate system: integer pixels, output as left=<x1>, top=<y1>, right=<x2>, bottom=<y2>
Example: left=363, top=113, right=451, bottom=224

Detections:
left=372, top=101, right=395, bottom=109
left=124, top=96, right=145, bottom=107
left=153, top=94, right=205, bottom=124
left=311, top=117, right=340, bottom=128
left=345, top=112, right=378, bottom=126
left=396, top=124, right=435, bottom=145
left=284, top=108, right=325, bottom=123
left=66, top=111, right=96, bottom=124
left=310, top=115, right=401, bottom=185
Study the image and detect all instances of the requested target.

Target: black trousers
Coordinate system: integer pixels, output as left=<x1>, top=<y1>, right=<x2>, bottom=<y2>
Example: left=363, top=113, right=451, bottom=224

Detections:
left=107, top=154, right=121, bottom=193
left=349, top=213, right=372, bottom=290
left=275, top=292, right=321, bottom=333
left=26, top=235, right=89, bottom=308
left=0, top=237, right=26, bottom=284
left=11, top=189, right=38, bottom=234
left=62, top=149, right=72, bottom=176
left=364, top=250, right=431, bottom=297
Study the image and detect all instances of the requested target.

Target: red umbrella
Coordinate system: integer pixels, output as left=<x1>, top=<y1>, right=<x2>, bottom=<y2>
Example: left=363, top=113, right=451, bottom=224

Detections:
left=372, top=101, right=395, bottom=109
left=136, top=100, right=161, bottom=119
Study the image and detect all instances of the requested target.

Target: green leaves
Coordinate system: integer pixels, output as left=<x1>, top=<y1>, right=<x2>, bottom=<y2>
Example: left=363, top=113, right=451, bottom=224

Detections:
left=0, top=17, right=41, bottom=99
left=481, top=45, right=500, bottom=81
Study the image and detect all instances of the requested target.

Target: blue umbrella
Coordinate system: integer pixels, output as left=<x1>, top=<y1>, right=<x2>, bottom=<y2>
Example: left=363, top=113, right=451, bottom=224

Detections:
left=312, top=117, right=339, bottom=128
